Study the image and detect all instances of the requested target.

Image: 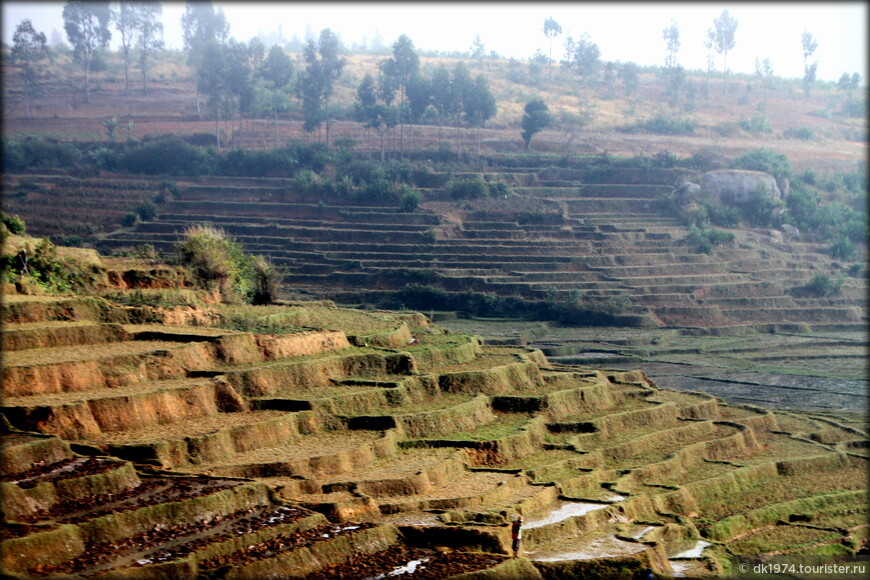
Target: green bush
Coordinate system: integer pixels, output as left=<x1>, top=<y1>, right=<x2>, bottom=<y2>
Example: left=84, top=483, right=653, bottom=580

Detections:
left=2, top=213, right=26, bottom=235
left=175, top=225, right=256, bottom=304
left=730, top=148, right=792, bottom=181
left=619, top=113, right=695, bottom=135
left=121, top=135, right=216, bottom=175
left=783, top=127, right=814, bottom=140
left=136, top=201, right=158, bottom=221
left=1, top=237, right=100, bottom=292
left=738, top=116, right=773, bottom=134
left=805, top=273, right=843, bottom=297
left=122, top=212, right=139, bottom=227
left=449, top=176, right=488, bottom=200
left=249, top=255, right=281, bottom=305
left=829, top=238, right=857, bottom=261
left=400, top=187, right=423, bottom=212
left=685, top=224, right=735, bottom=253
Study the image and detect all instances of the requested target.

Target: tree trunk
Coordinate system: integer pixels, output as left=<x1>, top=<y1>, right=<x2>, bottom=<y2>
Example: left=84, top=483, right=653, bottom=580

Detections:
left=85, top=55, right=91, bottom=103
left=123, top=47, right=130, bottom=95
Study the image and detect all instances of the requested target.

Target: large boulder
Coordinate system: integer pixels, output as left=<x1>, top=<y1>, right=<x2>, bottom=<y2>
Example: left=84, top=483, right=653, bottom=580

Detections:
left=701, top=170, right=782, bottom=206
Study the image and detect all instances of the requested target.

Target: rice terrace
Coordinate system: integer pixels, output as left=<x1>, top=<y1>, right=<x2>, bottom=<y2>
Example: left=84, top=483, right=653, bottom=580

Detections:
left=1, top=2, right=867, bottom=579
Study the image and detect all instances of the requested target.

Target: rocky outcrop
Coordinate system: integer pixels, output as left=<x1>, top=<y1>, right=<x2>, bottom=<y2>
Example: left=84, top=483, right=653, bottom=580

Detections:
left=701, top=169, right=782, bottom=205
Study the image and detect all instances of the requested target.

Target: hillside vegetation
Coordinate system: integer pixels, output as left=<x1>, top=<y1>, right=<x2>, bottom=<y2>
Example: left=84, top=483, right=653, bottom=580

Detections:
left=1, top=243, right=867, bottom=578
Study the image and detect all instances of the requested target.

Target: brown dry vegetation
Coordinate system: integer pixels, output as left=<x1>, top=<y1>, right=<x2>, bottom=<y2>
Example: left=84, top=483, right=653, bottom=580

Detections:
left=1, top=50, right=865, bottom=173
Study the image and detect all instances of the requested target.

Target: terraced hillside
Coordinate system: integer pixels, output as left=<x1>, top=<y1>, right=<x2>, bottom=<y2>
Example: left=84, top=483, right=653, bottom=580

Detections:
left=2, top=284, right=867, bottom=578
left=84, top=160, right=867, bottom=330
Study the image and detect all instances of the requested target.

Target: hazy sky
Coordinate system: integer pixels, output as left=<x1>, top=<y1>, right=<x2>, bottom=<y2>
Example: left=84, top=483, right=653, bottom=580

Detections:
left=2, top=2, right=866, bottom=82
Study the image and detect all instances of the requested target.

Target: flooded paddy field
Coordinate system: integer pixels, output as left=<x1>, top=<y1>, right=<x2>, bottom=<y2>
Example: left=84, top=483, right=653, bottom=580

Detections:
left=438, top=319, right=868, bottom=415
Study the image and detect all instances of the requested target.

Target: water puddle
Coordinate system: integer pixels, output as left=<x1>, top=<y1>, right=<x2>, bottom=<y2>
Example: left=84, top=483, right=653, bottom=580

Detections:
left=365, top=558, right=430, bottom=579
left=378, top=513, right=442, bottom=526
left=528, top=535, right=647, bottom=561
left=669, top=540, right=712, bottom=577
left=627, top=525, right=656, bottom=540
left=671, top=540, right=711, bottom=559
left=524, top=500, right=611, bottom=529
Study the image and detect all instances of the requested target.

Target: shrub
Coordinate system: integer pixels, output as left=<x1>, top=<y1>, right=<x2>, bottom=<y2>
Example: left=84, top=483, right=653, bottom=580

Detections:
left=741, top=185, right=781, bottom=227
left=450, top=176, right=488, bottom=200
left=487, top=181, right=511, bottom=198
left=805, top=273, right=843, bottom=297
left=400, top=187, right=423, bottom=212
left=738, top=116, right=773, bottom=134
left=411, top=166, right=451, bottom=188
left=122, top=212, right=139, bottom=227
left=175, top=225, right=253, bottom=304
left=4, top=237, right=99, bottom=292
left=2, top=213, right=26, bottom=235
left=685, top=224, right=735, bottom=253
left=840, top=96, right=865, bottom=118
left=122, top=136, right=216, bottom=175
left=620, top=113, right=695, bottom=135
left=829, top=238, right=857, bottom=261
left=783, top=127, right=814, bottom=140
left=730, top=148, right=792, bottom=181
left=136, top=201, right=158, bottom=221
left=249, top=255, right=282, bottom=305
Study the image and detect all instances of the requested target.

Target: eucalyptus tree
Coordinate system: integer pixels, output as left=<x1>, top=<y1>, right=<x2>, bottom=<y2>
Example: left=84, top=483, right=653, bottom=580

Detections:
left=260, top=44, right=294, bottom=145
left=430, top=64, right=453, bottom=139
left=299, top=28, right=346, bottom=145
left=136, top=1, right=163, bottom=94
left=470, top=34, right=486, bottom=68
left=62, top=0, right=112, bottom=103
left=381, top=34, right=419, bottom=157
left=114, top=1, right=137, bottom=94
left=707, top=8, right=738, bottom=90
left=181, top=0, right=229, bottom=114
left=801, top=30, right=818, bottom=97
left=464, top=74, right=497, bottom=156
left=196, top=38, right=226, bottom=147
left=405, top=71, right=432, bottom=151
left=11, top=19, right=48, bottom=117
left=449, top=62, right=473, bottom=151
left=542, top=18, right=562, bottom=81
left=563, top=33, right=600, bottom=85
left=355, top=72, right=398, bottom=161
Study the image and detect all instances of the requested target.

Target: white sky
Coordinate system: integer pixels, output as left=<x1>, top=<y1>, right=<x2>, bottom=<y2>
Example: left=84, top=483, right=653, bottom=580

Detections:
left=2, top=1, right=866, bottom=82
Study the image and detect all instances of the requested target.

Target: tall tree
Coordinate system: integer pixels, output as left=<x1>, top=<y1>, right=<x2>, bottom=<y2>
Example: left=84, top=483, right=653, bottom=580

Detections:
left=521, top=97, right=551, bottom=153
left=260, top=44, right=294, bottom=146
left=464, top=74, right=497, bottom=156
left=707, top=9, right=738, bottom=90
left=114, top=1, right=137, bottom=95
left=801, top=30, right=818, bottom=98
left=197, top=38, right=226, bottom=148
left=563, top=33, right=600, bottom=85
left=63, top=0, right=112, bottom=103
left=299, top=29, right=346, bottom=145
left=430, top=64, right=453, bottom=140
left=136, top=1, right=163, bottom=95
left=381, top=34, right=419, bottom=157
left=754, top=57, right=774, bottom=104
left=11, top=19, right=48, bottom=117
left=662, top=19, right=680, bottom=69
left=542, top=17, right=562, bottom=81
left=449, top=62, right=473, bottom=151
left=470, top=34, right=486, bottom=68
left=181, top=1, right=229, bottom=114
left=618, top=62, right=640, bottom=97
left=355, top=72, right=398, bottom=161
